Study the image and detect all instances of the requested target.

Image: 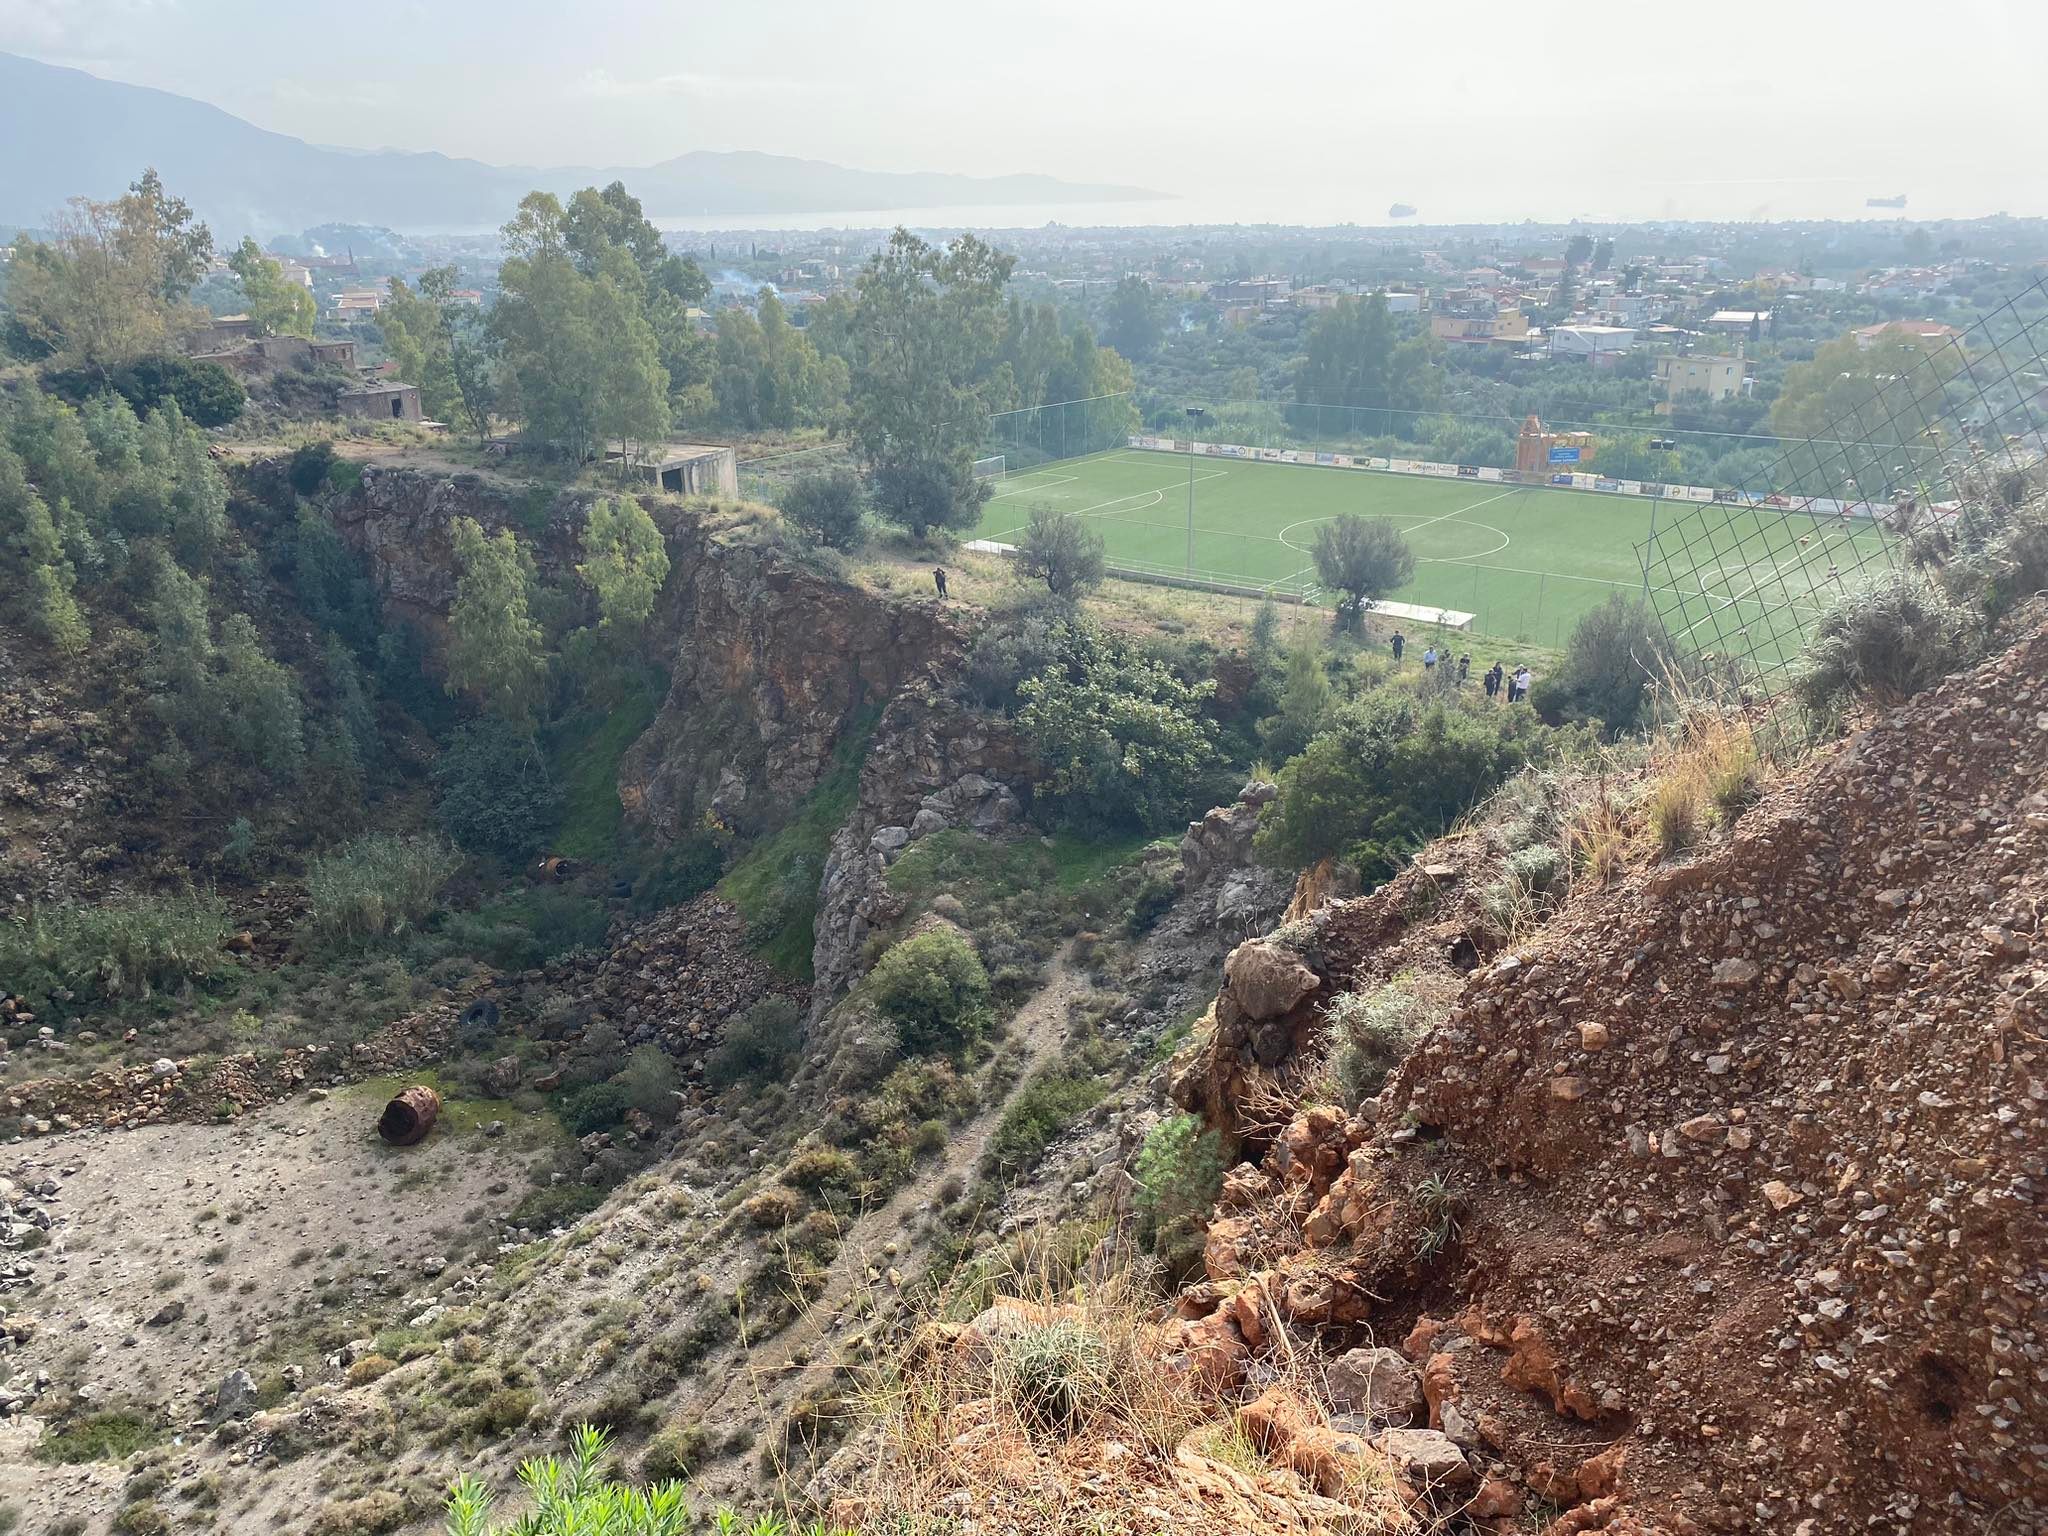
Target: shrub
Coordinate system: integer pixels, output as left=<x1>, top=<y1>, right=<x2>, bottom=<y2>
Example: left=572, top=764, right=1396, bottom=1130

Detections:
left=1132, top=1113, right=1225, bottom=1283
left=38, top=1410, right=164, bottom=1464
left=1015, top=504, right=1106, bottom=599
left=1794, top=575, right=1972, bottom=714
left=997, top=1317, right=1112, bottom=1435
left=1017, top=623, right=1219, bottom=834
left=439, top=888, right=609, bottom=968
left=627, top=836, right=723, bottom=914
left=287, top=441, right=337, bottom=498
left=866, top=929, right=991, bottom=1055
left=1649, top=775, right=1701, bottom=857
left=639, top=1420, right=707, bottom=1482
left=303, top=833, right=460, bottom=946
left=109, top=1503, right=169, bottom=1536
left=434, top=717, right=563, bottom=860
left=1126, top=867, right=1178, bottom=935
left=1320, top=985, right=1436, bottom=1108
left=1310, top=515, right=1415, bottom=631
left=984, top=1069, right=1102, bottom=1178
left=705, top=996, right=804, bottom=1087
left=779, top=468, right=868, bottom=551
left=611, top=1044, right=678, bottom=1120
left=0, top=893, right=230, bottom=1017
left=1529, top=595, right=1671, bottom=738
left=558, top=1081, right=631, bottom=1136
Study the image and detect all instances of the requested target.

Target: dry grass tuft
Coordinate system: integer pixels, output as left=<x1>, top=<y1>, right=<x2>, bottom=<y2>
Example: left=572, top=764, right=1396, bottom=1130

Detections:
left=830, top=1239, right=1413, bottom=1535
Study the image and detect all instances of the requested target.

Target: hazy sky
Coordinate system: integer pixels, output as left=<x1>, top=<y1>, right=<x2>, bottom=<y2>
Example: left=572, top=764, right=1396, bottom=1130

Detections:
left=6, top=0, right=2047, bottom=223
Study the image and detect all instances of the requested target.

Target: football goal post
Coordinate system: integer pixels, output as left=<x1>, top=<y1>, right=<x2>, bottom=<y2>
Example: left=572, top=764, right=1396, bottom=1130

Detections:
left=972, top=455, right=1006, bottom=483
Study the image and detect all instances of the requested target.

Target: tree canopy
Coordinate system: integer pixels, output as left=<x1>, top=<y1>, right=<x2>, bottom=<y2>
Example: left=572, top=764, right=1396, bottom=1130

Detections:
left=1310, top=514, right=1414, bottom=628
left=227, top=238, right=314, bottom=338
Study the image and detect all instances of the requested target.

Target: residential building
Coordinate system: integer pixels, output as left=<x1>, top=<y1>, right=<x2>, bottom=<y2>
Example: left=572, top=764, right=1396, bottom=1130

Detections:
left=1704, top=309, right=1770, bottom=336
left=1852, top=319, right=1962, bottom=351
left=330, top=287, right=387, bottom=317
left=1431, top=291, right=1530, bottom=347
left=1655, top=354, right=1751, bottom=413
left=1548, top=324, right=1636, bottom=364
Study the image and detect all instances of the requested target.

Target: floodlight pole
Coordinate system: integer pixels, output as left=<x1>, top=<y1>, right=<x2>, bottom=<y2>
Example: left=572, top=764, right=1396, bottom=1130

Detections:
left=1185, top=406, right=1207, bottom=578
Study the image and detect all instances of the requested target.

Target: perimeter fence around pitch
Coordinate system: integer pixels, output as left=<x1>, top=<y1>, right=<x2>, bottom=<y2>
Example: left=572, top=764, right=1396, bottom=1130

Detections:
left=1635, top=277, right=2048, bottom=699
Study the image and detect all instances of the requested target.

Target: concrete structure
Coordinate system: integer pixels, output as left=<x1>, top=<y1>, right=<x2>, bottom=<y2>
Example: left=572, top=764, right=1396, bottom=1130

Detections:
left=643, top=444, right=740, bottom=497
left=193, top=334, right=358, bottom=375
left=1704, top=309, right=1770, bottom=336
left=1655, top=354, right=1750, bottom=412
left=1383, top=291, right=1422, bottom=314
left=190, top=315, right=262, bottom=352
left=1432, top=292, right=1530, bottom=347
left=1549, top=324, right=1636, bottom=363
left=338, top=382, right=423, bottom=423
left=1514, top=414, right=1597, bottom=475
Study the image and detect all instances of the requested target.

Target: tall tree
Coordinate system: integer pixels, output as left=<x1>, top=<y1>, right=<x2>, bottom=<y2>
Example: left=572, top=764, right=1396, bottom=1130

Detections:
left=1310, top=514, right=1414, bottom=631
left=846, top=229, right=1015, bottom=538
left=227, top=239, right=314, bottom=338
left=1103, top=275, right=1163, bottom=362
left=577, top=496, right=671, bottom=631
left=444, top=517, right=546, bottom=726
left=1293, top=293, right=1440, bottom=423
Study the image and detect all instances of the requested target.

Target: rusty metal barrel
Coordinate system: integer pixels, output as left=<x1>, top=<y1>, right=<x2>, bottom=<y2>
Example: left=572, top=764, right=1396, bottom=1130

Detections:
left=377, top=1085, right=441, bottom=1146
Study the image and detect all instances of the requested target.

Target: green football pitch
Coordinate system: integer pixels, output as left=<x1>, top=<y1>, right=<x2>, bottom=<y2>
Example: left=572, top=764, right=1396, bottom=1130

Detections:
left=974, top=449, right=1893, bottom=657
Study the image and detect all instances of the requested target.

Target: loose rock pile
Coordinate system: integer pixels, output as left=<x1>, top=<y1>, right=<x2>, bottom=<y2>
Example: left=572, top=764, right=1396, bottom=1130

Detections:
left=1166, top=625, right=2048, bottom=1533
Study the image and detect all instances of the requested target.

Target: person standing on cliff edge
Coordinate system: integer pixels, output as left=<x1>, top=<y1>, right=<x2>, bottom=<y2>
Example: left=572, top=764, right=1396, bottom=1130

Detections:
left=932, top=567, right=949, bottom=599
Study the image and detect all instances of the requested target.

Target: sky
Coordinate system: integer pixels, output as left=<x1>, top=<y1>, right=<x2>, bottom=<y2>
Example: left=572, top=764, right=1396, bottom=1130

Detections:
left=5, top=0, right=2048, bottom=224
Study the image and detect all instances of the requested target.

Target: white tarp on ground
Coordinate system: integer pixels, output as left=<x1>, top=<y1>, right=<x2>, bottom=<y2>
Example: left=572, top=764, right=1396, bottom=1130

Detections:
left=1368, top=600, right=1476, bottom=630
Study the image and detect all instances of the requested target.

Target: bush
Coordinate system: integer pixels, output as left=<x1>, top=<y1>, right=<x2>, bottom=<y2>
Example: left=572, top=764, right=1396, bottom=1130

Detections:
left=45, top=356, right=245, bottom=428
left=303, top=834, right=460, bottom=946
left=1794, top=575, right=1972, bottom=715
left=1015, top=504, right=1106, bottom=599
left=705, top=996, right=804, bottom=1087
left=866, top=929, right=991, bottom=1055
left=1650, top=775, right=1701, bottom=857
left=434, top=717, right=563, bottom=860
left=626, top=836, right=723, bottom=914
left=1126, top=868, right=1178, bottom=935
left=0, top=893, right=230, bottom=1018
left=639, top=1421, right=707, bottom=1482
left=779, top=468, right=868, bottom=551
left=287, top=441, right=337, bottom=498
left=37, top=1410, right=164, bottom=1464
left=558, top=1081, right=631, bottom=1136
left=1132, top=1113, right=1225, bottom=1283
left=438, top=888, right=609, bottom=968
left=997, top=1317, right=1112, bottom=1435
left=1018, top=623, right=1219, bottom=834
left=984, top=1069, right=1102, bottom=1178
left=1320, top=985, right=1436, bottom=1108
left=1530, top=595, right=1671, bottom=738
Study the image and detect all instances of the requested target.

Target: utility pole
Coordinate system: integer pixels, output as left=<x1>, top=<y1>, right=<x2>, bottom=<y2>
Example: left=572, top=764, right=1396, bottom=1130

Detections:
left=1185, top=406, right=1208, bottom=577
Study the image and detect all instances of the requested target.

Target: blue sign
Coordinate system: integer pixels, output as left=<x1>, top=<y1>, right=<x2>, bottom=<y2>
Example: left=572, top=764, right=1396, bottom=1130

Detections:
left=1548, top=445, right=1582, bottom=464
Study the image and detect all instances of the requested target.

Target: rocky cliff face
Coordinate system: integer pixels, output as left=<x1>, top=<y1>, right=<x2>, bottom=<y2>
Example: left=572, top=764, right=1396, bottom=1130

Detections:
left=621, top=530, right=966, bottom=843
left=320, top=465, right=985, bottom=845
left=809, top=683, right=1029, bottom=1009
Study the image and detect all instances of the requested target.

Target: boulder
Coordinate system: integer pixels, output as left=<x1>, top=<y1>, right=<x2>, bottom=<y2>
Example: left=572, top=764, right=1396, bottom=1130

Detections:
left=214, top=1368, right=259, bottom=1421
left=1372, top=1426, right=1473, bottom=1488
left=1325, top=1346, right=1425, bottom=1427
left=1225, top=940, right=1319, bottom=1022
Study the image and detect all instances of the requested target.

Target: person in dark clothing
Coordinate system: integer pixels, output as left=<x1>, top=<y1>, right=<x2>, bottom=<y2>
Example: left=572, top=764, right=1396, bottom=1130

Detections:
left=1457, top=654, right=1471, bottom=684
left=1484, top=662, right=1503, bottom=699
left=1390, top=630, right=1405, bottom=664
left=932, top=567, right=949, bottom=599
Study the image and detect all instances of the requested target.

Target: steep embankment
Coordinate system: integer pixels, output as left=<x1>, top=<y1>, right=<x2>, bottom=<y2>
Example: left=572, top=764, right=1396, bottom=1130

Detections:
left=1171, top=628, right=2048, bottom=1533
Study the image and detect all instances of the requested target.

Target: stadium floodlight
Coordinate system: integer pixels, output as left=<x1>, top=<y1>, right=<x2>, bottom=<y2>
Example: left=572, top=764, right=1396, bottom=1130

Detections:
left=1184, top=407, right=1209, bottom=576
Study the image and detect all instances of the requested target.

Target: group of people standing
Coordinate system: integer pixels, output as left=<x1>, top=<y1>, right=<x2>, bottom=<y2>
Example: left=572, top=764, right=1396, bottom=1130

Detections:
left=1389, top=631, right=1531, bottom=703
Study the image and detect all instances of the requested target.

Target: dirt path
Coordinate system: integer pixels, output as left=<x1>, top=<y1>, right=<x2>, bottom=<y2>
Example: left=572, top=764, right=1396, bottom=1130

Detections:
left=690, top=945, right=1090, bottom=1433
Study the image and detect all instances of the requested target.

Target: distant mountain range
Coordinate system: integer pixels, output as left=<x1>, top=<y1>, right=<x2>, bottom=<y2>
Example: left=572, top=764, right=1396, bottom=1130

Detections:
left=0, top=52, right=1162, bottom=237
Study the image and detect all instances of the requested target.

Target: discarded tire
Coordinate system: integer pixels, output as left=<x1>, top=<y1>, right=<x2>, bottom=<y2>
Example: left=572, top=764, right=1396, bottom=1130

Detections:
left=377, top=1085, right=442, bottom=1146
left=460, top=998, right=502, bottom=1034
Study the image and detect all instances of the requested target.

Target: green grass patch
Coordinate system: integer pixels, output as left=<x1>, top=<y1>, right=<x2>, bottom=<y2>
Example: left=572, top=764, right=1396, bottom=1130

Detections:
left=983, top=1067, right=1105, bottom=1179
left=718, top=711, right=878, bottom=979
left=344, top=1070, right=563, bottom=1149
left=977, top=448, right=1891, bottom=657
left=547, top=678, right=664, bottom=863
left=38, top=1411, right=164, bottom=1464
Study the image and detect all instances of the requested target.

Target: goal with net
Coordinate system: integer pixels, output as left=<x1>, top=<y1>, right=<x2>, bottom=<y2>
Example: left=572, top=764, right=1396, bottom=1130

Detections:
left=972, top=455, right=1006, bottom=482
